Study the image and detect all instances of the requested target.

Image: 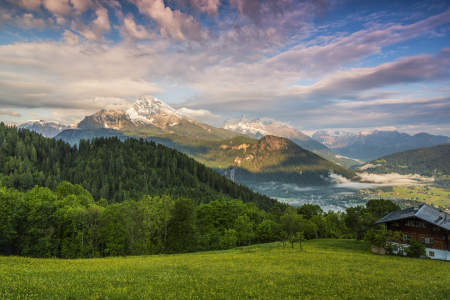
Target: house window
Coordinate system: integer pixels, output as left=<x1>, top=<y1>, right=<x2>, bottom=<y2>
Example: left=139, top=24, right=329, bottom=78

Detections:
left=405, top=220, right=417, bottom=227
left=416, top=221, right=426, bottom=228
left=433, top=226, right=441, bottom=232
left=394, top=222, right=399, bottom=226
left=429, top=251, right=435, bottom=257
left=421, top=237, right=434, bottom=244
left=403, top=234, right=411, bottom=241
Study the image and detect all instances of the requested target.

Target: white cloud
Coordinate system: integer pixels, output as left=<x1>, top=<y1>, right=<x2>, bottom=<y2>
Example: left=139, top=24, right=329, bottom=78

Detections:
left=68, top=78, right=161, bottom=98
left=62, top=30, right=79, bottom=45
left=176, top=107, right=220, bottom=121
left=0, top=109, right=21, bottom=116
left=327, top=172, right=434, bottom=190
left=14, top=13, right=49, bottom=29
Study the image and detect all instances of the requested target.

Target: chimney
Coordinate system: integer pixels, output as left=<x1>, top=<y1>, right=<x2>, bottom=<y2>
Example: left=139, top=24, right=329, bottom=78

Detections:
left=414, top=206, right=419, bottom=211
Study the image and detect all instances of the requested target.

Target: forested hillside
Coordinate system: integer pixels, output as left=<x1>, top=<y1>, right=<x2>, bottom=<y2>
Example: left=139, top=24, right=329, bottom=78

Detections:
left=222, top=136, right=356, bottom=185
left=361, top=144, right=450, bottom=176
left=0, top=123, right=275, bottom=210
left=57, top=131, right=356, bottom=186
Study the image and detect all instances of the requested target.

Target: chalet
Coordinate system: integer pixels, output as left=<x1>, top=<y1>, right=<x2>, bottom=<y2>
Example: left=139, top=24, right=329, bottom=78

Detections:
left=374, top=204, right=450, bottom=260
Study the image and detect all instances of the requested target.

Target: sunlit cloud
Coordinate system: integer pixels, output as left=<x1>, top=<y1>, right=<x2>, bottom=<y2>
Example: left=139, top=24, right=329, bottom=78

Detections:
left=0, top=0, right=448, bottom=136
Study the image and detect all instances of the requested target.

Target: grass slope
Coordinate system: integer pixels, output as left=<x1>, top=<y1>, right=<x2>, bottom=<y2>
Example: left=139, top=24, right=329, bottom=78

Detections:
left=1, top=239, right=449, bottom=299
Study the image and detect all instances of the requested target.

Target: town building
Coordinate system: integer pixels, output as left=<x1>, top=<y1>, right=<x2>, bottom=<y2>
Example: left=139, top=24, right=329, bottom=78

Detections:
left=374, top=204, right=450, bottom=260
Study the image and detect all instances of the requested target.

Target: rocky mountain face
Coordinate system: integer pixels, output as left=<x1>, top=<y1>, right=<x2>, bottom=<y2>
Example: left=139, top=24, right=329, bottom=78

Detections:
left=18, top=96, right=239, bottom=141
left=73, top=96, right=239, bottom=140
left=17, top=120, right=77, bottom=138
left=312, top=130, right=450, bottom=161
left=76, top=96, right=187, bottom=132
left=77, top=110, right=136, bottom=130
left=223, top=116, right=361, bottom=168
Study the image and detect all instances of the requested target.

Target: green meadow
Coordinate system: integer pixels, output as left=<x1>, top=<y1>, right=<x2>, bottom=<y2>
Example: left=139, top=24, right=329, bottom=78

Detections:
left=1, top=240, right=449, bottom=300
left=378, top=186, right=450, bottom=207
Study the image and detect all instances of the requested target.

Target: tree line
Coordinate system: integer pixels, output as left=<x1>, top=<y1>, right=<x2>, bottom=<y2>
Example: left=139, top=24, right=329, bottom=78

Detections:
left=0, top=179, right=400, bottom=257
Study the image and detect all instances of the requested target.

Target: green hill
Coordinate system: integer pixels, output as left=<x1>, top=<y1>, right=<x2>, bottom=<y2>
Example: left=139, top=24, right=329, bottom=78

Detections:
left=0, top=123, right=276, bottom=210
left=360, top=144, right=450, bottom=177
left=2, top=239, right=449, bottom=299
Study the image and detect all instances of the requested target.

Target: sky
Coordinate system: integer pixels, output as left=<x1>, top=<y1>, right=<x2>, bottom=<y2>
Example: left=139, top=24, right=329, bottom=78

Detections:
left=0, top=0, right=449, bottom=136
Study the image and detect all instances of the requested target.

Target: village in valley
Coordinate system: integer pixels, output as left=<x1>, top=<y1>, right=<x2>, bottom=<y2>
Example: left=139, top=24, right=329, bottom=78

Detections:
left=275, top=185, right=450, bottom=213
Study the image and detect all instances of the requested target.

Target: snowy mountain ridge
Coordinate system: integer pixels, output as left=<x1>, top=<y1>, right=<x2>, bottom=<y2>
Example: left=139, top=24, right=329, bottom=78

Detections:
left=126, top=96, right=187, bottom=121
left=223, top=115, right=296, bottom=138
left=18, top=120, right=78, bottom=138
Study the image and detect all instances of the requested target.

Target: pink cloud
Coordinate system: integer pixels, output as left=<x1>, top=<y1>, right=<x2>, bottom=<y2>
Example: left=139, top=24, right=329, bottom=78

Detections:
left=15, top=13, right=49, bottom=29
left=7, top=0, right=42, bottom=11
left=122, top=14, right=154, bottom=40
left=129, top=0, right=205, bottom=42
left=70, top=0, right=93, bottom=12
left=72, top=7, right=111, bottom=41
left=43, top=0, right=71, bottom=15
left=286, top=54, right=450, bottom=98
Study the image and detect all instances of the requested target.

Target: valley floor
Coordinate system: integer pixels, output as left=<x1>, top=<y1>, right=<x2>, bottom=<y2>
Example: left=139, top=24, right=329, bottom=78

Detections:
left=1, top=240, right=450, bottom=299
left=375, top=186, right=450, bottom=209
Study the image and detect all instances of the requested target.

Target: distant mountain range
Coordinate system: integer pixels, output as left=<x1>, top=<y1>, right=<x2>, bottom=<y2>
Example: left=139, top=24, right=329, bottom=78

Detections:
left=17, top=95, right=450, bottom=190
left=17, top=120, right=77, bottom=138
left=223, top=116, right=360, bottom=168
left=313, top=130, right=450, bottom=161
left=359, top=144, right=450, bottom=178
left=17, top=96, right=358, bottom=188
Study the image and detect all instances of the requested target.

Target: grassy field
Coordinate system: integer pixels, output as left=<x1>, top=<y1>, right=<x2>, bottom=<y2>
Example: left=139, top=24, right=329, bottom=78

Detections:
left=1, top=240, right=450, bottom=299
left=377, top=186, right=450, bottom=208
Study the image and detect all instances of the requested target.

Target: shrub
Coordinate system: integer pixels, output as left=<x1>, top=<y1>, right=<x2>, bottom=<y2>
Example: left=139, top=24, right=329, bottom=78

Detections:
left=406, top=240, right=427, bottom=258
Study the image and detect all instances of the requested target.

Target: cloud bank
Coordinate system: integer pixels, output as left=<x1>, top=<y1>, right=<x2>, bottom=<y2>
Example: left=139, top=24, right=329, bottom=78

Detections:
left=0, top=0, right=448, bottom=135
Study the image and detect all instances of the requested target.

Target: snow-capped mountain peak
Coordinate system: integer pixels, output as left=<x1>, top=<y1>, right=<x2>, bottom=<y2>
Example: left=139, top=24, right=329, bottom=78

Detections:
left=126, top=96, right=186, bottom=121
left=17, top=120, right=71, bottom=138
left=223, top=115, right=297, bottom=137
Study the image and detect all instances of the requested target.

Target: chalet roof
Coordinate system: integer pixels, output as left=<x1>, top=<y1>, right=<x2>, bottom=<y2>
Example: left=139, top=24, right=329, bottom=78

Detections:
left=374, top=204, right=450, bottom=231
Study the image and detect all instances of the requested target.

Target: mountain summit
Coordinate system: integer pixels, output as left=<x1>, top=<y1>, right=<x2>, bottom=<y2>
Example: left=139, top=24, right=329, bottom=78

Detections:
left=223, top=115, right=303, bottom=139
left=223, top=116, right=361, bottom=168
left=127, top=96, right=186, bottom=121
left=77, top=96, right=188, bottom=132
left=54, top=96, right=241, bottom=140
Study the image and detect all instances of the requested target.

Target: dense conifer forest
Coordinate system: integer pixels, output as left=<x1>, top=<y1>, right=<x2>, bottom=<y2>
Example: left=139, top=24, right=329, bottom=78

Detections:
left=0, top=123, right=275, bottom=210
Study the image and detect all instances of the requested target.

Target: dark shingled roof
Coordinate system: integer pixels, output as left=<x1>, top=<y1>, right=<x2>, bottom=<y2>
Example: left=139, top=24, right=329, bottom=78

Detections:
left=374, top=204, right=450, bottom=231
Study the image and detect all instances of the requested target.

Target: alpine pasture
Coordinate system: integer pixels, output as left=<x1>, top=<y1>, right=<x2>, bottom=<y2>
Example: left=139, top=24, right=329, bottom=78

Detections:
left=1, top=240, right=449, bottom=299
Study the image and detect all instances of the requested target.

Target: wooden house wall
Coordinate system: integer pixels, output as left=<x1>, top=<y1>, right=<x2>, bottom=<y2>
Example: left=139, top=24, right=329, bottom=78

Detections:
left=386, top=218, right=449, bottom=251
